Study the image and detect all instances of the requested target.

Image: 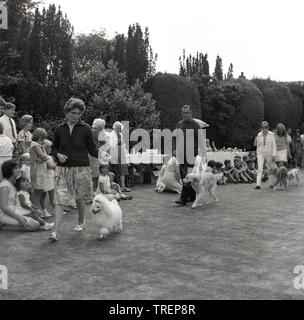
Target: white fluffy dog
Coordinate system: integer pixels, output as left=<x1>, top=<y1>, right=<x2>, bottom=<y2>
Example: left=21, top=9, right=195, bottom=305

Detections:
left=288, top=168, right=301, bottom=185
left=183, top=172, right=218, bottom=208
left=90, top=193, right=123, bottom=240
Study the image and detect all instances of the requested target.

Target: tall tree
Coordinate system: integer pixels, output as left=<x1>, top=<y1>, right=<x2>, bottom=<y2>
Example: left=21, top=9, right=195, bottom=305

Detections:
left=113, top=33, right=126, bottom=71
left=227, top=63, right=233, bottom=80
left=125, top=23, right=157, bottom=84
left=28, top=8, right=43, bottom=80
left=213, top=55, right=223, bottom=81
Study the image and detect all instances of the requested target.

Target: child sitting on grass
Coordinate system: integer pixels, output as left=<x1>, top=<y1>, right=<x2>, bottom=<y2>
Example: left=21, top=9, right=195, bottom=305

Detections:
left=246, top=159, right=257, bottom=181
left=223, top=159, right=238, bottom=184
left=207, top=160, right=216, bottom=173
left=14, top=177, right=54, bottom=230
left=214, top=161, right=226, bottom=185
left=108, top=172, right=133, bottom=200
left=234, top=157, right=253, bottom=183
left=96, top=164, right=120, bottom=201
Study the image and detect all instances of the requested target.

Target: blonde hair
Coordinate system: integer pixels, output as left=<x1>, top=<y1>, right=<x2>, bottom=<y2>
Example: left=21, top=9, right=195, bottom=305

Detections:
left=92, top=118, right=106, bottom=129
left=19, top=115, right=33, bottom=129
left=112, top=121, right=124, bottom=130
left=44, top=139, right=53, bottom=147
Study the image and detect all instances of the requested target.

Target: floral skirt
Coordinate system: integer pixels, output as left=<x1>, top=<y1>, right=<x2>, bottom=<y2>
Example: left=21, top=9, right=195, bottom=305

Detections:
left=54, top=166, right=93, bottom=205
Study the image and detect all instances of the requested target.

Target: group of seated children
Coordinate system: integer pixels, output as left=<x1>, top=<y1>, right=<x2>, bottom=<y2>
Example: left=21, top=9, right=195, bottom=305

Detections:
left=97, top=164, right=133, bottom=201
left=206, top=153, right=261, bottom=185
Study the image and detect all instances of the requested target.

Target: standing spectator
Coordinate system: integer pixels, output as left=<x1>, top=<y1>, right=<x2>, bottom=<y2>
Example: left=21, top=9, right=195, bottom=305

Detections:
left=0, top=103, right=17, bottom=155
left=174, top=105, right=201, bottom=205
left=30, top=128, right=50, bottom=217
left=40, top=139, right=56, bottom=217
left=286, top=128, right=294, bottom=168
left=108, top=121, right=131, bottom=192
left=0, top=160, right=40, bottom=231
left=0, top=96, right=6, bottom=117
left=17, top=115, right=33, bottom=155
left=49, top=98, right=98, bottom=241
left=274, top=123, right=289, bottom=167
left=0, top=123, right=14, bottom=181
left=254, top=121, right=276, bottom=190
left=90, top=118, right=105, bottom=191
left=97, top=118, right=109, bottom=146
left=293, top=129, right=303, bottom=167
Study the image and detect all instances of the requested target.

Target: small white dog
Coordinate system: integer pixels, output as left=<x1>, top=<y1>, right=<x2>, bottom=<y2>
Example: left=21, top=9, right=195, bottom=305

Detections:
left=288, top=168, right=301, bottom=185
left=90, top=193, right=123, bottom=240
left=183, top=172, right=218, bottom=208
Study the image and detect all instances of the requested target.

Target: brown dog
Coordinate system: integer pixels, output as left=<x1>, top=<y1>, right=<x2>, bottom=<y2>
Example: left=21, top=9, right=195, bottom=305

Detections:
left=183, top=172, right=218, bottom=208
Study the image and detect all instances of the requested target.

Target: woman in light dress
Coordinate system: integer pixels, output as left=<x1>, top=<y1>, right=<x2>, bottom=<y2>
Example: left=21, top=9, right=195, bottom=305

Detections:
left=158, top=152, right=182, bottom=193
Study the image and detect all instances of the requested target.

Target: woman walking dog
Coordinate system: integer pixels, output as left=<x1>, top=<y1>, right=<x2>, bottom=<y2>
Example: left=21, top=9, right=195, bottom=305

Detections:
left=49, top=98, right=98, bottom=241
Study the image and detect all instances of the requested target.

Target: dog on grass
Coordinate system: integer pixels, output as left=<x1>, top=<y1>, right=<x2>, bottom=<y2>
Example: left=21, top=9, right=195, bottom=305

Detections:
left=288, top=168, right=301, bottom=185
left=90, top=193, right=123, bottom=240
left=269, top=162, right=289, bottom=191
left=183, top=172, right=218, bottom=208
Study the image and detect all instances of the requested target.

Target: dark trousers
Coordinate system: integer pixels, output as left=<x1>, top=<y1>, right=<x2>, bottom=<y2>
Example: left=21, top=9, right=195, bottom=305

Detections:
left=180, top=182, right=196, bottom=203
left=179, top=163, right=196, bottom=203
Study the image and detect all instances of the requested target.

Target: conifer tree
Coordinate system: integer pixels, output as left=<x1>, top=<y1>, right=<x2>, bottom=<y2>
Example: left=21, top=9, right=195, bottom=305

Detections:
left=213, top=55, right=223, bottom=80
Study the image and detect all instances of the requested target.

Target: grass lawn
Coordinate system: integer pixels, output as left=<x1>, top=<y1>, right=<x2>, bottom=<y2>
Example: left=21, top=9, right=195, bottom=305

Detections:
left=1, top=179, right=304, bottom=300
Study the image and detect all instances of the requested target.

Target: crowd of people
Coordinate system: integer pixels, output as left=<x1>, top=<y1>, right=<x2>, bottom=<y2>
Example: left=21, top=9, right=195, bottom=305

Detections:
left=0, top=94, right=303, bottom=238
left=0, top=96, right=132, bottom=239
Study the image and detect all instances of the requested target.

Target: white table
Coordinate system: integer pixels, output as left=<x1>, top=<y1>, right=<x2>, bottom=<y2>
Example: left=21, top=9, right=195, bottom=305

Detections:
left=206, top=151, right=249, bottom=163
left=126, top=154, right=166, bottom=164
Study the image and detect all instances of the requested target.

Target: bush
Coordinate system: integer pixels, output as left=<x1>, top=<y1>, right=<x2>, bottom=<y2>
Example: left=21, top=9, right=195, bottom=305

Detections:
left=251, top=79, right=303, bottom=130
left=225, top=79, right=264, bottom=149
left=145, top=72, right=201, bottom=130
left=202, top=79, right=264, bottom=150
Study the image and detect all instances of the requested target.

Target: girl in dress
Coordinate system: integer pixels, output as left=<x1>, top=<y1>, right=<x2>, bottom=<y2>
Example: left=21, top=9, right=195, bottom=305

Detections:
left=30, top=128, right=49, bottom=217
left=40, top=139, right=56, bottom=217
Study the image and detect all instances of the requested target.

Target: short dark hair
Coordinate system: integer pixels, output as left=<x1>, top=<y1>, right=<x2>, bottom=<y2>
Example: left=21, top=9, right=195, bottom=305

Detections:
left=99, top=163, right=109, bottom=172
left=215, top=162, right=223, bottom=169
left=1, top=160, right=18, bottom=179
left=14, top=176, right=27, bottom=191
left=207, top=160, right=216, bottom=168
left=32, top=128, right=48, bottom=142
left=4, top=102, right=16, bottom=110
left=224, top=159, right=231, bottom=166
left=64, top=97, right=86, bottom=114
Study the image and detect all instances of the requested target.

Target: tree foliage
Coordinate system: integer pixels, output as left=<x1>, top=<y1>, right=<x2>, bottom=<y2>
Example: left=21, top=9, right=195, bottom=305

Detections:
left=145, top=72, right=201, bottom=130
left=252, top=79, right=303, bottom=130
left=202, top=79, right=264, bottom=149
left=72, top=60, right=160, bottom=131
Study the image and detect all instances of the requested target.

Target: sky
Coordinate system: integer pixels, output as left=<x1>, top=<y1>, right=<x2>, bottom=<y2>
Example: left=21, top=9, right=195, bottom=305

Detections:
left=39, top=0, right=304, bottom=82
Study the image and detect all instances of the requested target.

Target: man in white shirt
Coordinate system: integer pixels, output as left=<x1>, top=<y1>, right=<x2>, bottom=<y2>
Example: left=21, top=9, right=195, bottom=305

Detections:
left=0, top=102, right=17, bottom=146
left=254, top=121, right=277, bottom=190
left=0, top=123, right=14, bottom=180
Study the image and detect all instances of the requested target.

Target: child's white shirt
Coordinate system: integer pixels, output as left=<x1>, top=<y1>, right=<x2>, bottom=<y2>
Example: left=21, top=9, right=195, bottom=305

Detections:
left=21, top=164, right=31, bottom=182
left=15, top=190, right=32, bottom=216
